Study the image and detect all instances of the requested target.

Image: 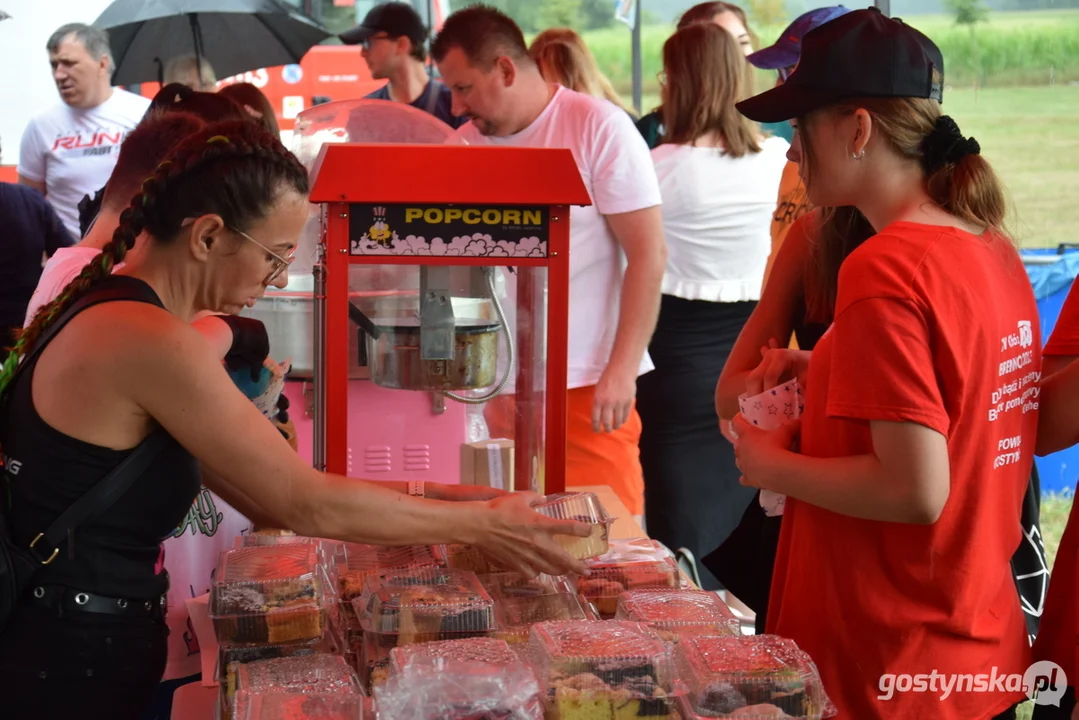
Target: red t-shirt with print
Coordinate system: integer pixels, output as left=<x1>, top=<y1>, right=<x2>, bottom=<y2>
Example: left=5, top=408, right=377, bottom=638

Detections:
left=1032, top=280, right=1079, bottom=685
left=767, top=223, right=1038, bottom=719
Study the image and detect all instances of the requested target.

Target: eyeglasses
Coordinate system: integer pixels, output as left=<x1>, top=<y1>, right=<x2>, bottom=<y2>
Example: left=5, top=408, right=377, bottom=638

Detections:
left=232, top=227, right=295, bottom=285
left=361, top=33, right=392, bottom=51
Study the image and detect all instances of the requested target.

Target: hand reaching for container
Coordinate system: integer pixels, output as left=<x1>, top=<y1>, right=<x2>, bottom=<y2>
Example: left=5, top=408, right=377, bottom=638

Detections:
left=476, top=493, right=593, bottom=578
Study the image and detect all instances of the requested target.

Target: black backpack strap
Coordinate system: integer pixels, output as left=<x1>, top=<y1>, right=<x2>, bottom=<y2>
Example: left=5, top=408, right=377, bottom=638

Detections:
left=10, top=279, right=171, bottom=564
left=29, top=430, right=170, bottom=564
left=12, top=279, right=162, bottom=389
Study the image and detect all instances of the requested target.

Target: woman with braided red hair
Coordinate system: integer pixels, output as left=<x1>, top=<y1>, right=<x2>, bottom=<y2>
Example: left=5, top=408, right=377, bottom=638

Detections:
left=0, top=121, right=591, bottom=717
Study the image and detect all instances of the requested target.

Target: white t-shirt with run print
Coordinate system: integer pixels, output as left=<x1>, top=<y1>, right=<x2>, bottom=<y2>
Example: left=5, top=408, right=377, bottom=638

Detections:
left=457, top=86, right=662, bottom=389
left=25, top=249, right=253, bottom=681
left=17, top=88, right=149, bottom=238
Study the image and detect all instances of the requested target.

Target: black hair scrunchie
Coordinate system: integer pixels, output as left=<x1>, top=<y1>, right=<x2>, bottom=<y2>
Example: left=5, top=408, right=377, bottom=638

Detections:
left=921, top=115, right=981, bottom=173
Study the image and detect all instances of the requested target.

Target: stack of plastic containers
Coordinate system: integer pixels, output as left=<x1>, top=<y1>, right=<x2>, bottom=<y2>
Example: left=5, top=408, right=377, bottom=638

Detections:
left=675, top=635, right=834, bottom=719
left=528, top=620, right=677, bottom=720
left=211, top=544, right=330, bottom=645
left=374, top=637, right=544, bottom=719
left=210, top=544, right=342, bottom=717
left=352, top=567, right=498, bottom=690
left=478, top=572, right=591, bottom=644
left=230, top=655, right=364, bottom=720
left=336, top=543, right=448, bottom=650
left=615, top=590, right=741, bottom=641
left=576, top=539, right=680, bottom=618
left=533, top=492, right=613, bottom=560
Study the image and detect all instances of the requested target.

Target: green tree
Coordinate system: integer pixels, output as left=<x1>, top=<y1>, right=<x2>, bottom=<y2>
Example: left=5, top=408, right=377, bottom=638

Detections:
left=580, top=0, right=616, bottom=30
left=944, top=0, right=990, bottom=27
left=536, top=0, right=584, bottom=30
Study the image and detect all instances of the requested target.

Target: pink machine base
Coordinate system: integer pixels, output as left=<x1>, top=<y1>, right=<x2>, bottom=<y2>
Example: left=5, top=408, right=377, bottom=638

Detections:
left=284, top=379, right=465, bottom=484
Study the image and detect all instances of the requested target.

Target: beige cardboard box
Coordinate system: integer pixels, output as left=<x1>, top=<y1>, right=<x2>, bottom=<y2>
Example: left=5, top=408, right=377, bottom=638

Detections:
left=460, top=439, right=514, bottom=490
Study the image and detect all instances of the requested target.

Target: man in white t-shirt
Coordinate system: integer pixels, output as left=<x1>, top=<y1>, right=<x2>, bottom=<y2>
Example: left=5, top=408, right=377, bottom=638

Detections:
left=17, top=23, right=150, bottom=238
left=432, top=7, right=667, bottom=517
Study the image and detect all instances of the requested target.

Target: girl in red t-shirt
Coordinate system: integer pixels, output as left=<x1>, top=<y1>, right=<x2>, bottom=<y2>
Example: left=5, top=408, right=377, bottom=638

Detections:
left=734, top=8, right=1038, bottom=720
left=1030, top=281, right=1079, bottom=720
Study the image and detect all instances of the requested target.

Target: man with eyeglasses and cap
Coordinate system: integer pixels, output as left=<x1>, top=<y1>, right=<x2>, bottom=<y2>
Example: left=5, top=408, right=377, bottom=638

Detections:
left=340, top=2, right=465, bottom=128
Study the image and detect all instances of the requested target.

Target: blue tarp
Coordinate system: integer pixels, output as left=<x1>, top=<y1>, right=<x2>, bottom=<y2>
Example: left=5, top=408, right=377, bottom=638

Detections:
left=1023, top=249, right=1079, bottom=495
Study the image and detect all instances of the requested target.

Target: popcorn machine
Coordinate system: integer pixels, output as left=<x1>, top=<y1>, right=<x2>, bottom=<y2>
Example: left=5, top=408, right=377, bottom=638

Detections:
left=307, top=141, right=589, bottom=494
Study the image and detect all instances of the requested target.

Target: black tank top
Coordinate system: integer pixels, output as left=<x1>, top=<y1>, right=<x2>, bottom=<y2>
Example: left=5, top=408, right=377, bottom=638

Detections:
left=3, top=276, right=201, bottom=599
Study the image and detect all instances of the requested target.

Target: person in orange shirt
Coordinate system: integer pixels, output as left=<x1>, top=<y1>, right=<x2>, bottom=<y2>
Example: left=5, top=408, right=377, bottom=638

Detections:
left=733, top=9, right=1036, bottom=719
left=1031, top=282, right=1079, bottom=720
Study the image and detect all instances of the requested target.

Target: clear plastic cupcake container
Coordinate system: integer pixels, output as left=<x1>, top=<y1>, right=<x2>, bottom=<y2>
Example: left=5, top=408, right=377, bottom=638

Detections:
left=352, top=568, right=498, bottom=690
left=533, top=492, right=613, bottom=559
left=577, top=556, right=680, bottom=619
left=676, top=635, right=836, bottom=719
left=211, top=545, right=328, bottom=644
left=376, top=637, right=543, bottom=720
left=236, top=691, right=365, bottom=720
left=614, top=590, right=741, bottom=639
left=528, top=620, right=676, bottom=719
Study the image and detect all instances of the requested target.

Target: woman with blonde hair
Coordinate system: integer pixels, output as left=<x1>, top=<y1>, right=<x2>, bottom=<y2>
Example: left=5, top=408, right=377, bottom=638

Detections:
left=636, top=21, right=787, bottom=590
left=635, top=1, right=759, bottom=148
left=529, top=28, right=634, bottom=116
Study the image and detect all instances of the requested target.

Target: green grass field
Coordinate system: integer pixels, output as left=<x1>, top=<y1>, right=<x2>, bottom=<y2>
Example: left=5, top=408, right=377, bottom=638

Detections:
left=583, top=9, right=1079, bottom=91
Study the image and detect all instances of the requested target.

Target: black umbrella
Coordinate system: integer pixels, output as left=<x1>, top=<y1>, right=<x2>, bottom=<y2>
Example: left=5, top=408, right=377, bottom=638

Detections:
left=93, top=0, right=330, bottom=86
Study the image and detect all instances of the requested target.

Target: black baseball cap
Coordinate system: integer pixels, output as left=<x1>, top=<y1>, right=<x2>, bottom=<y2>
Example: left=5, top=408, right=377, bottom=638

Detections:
left=339, top=2, right=426, bottom=49
left=737, top=7, right=944, bottom=123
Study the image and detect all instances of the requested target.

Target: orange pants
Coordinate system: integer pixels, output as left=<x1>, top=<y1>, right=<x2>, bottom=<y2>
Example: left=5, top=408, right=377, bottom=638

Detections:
left=485, top=384, right=644, bottom=515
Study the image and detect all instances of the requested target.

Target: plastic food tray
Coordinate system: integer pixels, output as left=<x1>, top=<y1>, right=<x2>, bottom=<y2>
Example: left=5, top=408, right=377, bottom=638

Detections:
left=338, top=544, right=447, bottom=601
left=478, top=572, right=577, bottom=599
left=533, top=492, right=612, bottom=559
left=528, top=620, right=676, bottom=719
left=676, top=635, right=833, bottom=719
left=377, top=638, right=543, bottom=720
left=217, top=631, right=337, bottom=683
left=235, top=691, right=365, bottom=720
left=577, top=557, right=679, bottom=619
left=211, top=545, right=327, bottom=644
left=614, top=590, right=741, bottom=639
left=496, top=593, right=591, bottom=645
left=591, top=538, right=673, bottom=564
left=226, top=654, right=363, bottom=720
left=352, top=568, right=497, bottom=690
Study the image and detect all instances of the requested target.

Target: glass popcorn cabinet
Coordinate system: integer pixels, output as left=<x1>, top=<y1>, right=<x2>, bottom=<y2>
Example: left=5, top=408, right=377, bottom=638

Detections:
left=307, top=141, right=589, bottom=494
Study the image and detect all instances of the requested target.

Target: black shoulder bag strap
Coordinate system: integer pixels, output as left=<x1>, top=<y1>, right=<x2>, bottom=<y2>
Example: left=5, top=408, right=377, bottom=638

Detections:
left=7, top=281, right=170, bottom=564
